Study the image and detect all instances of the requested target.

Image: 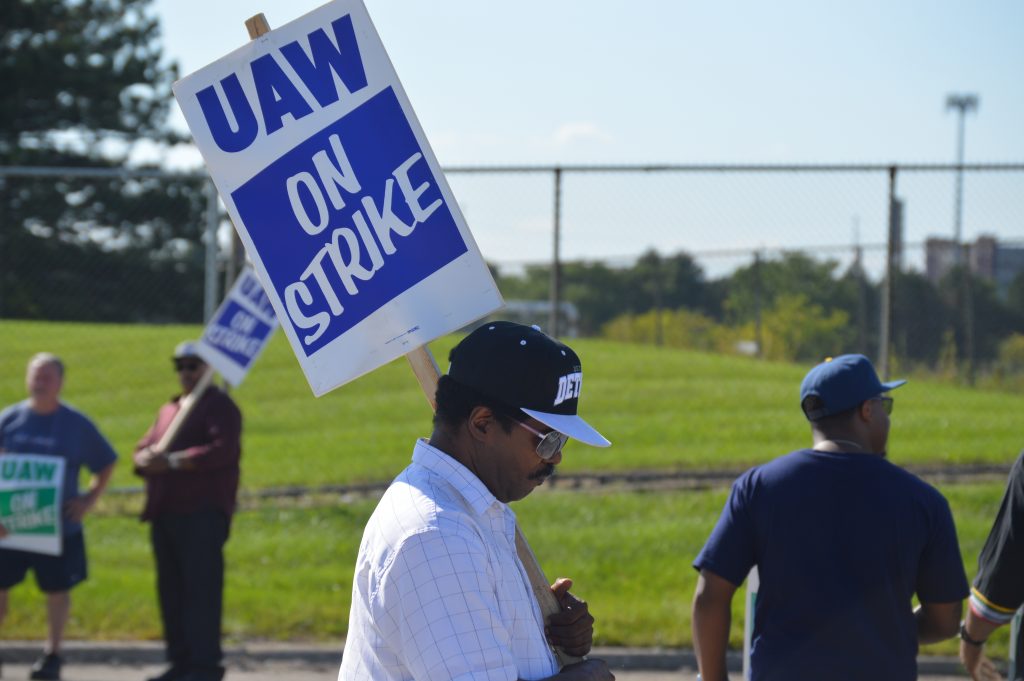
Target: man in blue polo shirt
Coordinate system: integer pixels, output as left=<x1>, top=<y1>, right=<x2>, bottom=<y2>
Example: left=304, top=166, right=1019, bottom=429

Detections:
left=692, top=354, right=968, bottom=681
left=0, top=353, right=118, bottom=680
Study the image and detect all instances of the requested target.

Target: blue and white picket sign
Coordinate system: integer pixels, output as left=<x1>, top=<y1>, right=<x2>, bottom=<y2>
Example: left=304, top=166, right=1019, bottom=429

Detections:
left=196, top=267, right=278, bottom=386
left=173, top=0, right=503, bottom=396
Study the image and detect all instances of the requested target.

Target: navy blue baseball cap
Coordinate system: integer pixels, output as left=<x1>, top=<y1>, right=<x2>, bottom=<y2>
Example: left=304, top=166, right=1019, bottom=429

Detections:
left=799, top=354, right=906, bottom=421
left=447, top=321, right=610, bottom=447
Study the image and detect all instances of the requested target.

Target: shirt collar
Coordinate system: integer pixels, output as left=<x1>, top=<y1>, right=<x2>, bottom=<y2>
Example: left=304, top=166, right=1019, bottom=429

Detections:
left=412, top=438, right=505, bottom=518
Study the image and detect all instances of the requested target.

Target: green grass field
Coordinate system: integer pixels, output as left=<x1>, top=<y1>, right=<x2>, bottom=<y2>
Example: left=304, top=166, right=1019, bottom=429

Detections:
left=1, top=320, right=1021, bottom=657
left=2, top=320, right=1022, bottom=492
left=0, top=483, right=1012, bottom=657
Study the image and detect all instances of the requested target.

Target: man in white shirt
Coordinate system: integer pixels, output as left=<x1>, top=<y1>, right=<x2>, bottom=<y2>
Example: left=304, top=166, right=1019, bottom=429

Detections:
left=339, top=322, right=615, bottom=681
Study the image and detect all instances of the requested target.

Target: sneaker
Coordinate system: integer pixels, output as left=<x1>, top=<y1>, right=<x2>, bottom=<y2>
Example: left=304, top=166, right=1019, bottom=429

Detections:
left=29, top=654, right=62, bottom=681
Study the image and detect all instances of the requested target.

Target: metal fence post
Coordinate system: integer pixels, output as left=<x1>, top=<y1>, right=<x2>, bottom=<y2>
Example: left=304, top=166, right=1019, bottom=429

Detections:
left=853, top=238, right=868, bottom=353
left=203, top=178, right=220, bottom=322
left=753, top=250, right=763, bottom=358
left=0, top=176, right=6, bottom=319
left=549, top=167, right=563, bottom=337
left=878, top=166, right=897, bottom=380
left=964, top=242, right=976, bottom=385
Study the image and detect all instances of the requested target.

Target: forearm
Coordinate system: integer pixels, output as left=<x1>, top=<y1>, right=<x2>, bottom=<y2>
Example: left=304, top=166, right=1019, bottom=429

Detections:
left=963, top=605, right=1003, bottom=643
left=86, top=462, right=116, bottom=501
left=181, top=406, right=241, bottom=471
left=691, top=569, right=739, bottom=681
left=693, top=598, right=731, bottom=681
left=176, top=439, right=237, bottom=470
left=915, top=600, right=962, bottom=644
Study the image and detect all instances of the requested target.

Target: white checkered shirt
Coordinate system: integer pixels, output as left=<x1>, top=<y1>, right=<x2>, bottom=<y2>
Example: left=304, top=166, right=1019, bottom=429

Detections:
left=338, top=439, right=559, bottom=680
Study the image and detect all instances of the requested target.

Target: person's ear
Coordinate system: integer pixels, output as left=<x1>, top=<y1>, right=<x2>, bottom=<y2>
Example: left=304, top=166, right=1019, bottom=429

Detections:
left=467, top=406, right=495, bottom=442
left=857, top=400, right=873, bottom=422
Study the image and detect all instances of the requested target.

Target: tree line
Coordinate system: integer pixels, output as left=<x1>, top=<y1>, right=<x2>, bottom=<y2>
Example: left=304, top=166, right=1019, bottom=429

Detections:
left=495, top=249, right=1024, bottom=373
left=1, top=0, right=207, bottom=323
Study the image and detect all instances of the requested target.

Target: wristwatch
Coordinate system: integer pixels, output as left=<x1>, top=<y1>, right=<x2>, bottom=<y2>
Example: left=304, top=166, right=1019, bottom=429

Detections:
left=960, top=622, right=987, bottom=646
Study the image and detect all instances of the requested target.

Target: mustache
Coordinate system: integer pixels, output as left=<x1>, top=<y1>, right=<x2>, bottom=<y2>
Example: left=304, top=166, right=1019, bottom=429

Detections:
left=529, top=463, right=556, bottom=480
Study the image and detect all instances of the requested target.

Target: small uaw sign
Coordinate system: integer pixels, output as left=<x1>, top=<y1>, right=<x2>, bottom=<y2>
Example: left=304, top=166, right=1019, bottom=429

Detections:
left=196, top=267, right=278, bottom=386
left=0, top=454, right=66, bottom=555
left=173, top=0, right=503, bottom=396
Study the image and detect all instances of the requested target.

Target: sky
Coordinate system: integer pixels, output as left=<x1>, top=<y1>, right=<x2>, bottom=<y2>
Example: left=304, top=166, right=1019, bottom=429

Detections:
left=149, top=0, right=1024, bottom=272
left=153, top=0, right=1024, bottom=166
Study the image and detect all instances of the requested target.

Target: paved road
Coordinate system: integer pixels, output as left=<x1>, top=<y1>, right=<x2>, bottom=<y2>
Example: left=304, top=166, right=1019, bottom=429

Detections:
left=0, top=660, right=971, bottom=681
left=0, top=663, right=972, bottom=681
left=0, top=643, right=974, bottom=680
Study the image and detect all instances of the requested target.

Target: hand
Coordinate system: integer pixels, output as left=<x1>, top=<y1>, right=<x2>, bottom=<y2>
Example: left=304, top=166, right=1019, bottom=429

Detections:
left=64, top=492, right=95, bottom=523
left=0, top=522, right=8, bottom=539
left=547, top=577, right=595, bottom=658
left=133, top=446, right=156, bottom=467
left=960, top=640, right=1003, bottom=681
left=134, top=447, right=170, bottom=474
left=558, top=659, right=615, bottom=680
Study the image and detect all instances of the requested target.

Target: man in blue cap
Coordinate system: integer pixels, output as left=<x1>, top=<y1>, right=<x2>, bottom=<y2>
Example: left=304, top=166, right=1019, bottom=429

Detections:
left=692, top=354, right=968, bottom=681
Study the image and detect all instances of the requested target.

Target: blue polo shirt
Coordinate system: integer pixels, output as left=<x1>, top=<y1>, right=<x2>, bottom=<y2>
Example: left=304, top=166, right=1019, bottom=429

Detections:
left=694, top=448, right=968, bottom=681
left=0, top=401, right=118, bottom=536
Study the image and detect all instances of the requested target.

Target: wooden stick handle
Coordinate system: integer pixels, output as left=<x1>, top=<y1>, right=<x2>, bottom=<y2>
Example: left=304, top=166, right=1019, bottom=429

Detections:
left=406, top=346, right=441, bottom=410
left=515, top=526, right=584, bottom=667
left=245, top=13, right=271, bottom=39
left=404, top=343, right=580, bottom=667
left=155, top=365, right=214, bottom=452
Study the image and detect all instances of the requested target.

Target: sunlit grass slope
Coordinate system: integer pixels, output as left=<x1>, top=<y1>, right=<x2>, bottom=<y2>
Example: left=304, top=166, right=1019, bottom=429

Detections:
left=0, top=482, right=1009, bottom=658
left=2, top=320, right=1020, bottom=492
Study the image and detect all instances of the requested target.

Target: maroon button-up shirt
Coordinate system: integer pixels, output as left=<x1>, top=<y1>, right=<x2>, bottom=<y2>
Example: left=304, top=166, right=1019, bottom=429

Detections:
left=134, top=386, right=242, bottom=521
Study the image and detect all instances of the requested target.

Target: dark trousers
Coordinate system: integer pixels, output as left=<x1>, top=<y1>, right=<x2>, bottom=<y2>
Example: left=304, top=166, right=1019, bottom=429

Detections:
left=151, top=508, right=229, bottom=678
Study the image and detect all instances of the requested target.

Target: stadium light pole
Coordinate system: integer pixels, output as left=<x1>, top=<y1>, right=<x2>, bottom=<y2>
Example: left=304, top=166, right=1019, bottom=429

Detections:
left=946, top=92, right=979, bottom=384
left=945, top=93, right=978, bottom=265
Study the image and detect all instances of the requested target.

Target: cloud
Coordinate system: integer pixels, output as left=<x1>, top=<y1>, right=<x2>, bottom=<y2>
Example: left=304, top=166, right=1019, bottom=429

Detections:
left=552, top=121, right=613, bottom=146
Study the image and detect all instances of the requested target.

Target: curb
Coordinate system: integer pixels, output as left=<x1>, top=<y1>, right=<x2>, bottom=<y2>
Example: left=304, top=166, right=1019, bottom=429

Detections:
left=0, top=642, right=966, bottom=675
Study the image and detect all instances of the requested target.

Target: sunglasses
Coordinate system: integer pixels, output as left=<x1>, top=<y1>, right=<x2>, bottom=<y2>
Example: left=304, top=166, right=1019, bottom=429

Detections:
left=874, top=396, right=894, bottom=415
left=174, top=361, right=203, bottom=373
left=516, top=420, right=569, bottom=460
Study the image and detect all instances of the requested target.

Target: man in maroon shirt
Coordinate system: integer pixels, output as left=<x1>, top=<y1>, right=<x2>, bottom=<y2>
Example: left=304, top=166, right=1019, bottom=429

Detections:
left=134, top=341, right=242, bottom=681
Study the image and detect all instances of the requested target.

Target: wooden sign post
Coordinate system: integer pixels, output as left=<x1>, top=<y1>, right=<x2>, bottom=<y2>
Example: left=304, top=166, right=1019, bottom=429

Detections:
left=154, top=366, right=215, bottom=453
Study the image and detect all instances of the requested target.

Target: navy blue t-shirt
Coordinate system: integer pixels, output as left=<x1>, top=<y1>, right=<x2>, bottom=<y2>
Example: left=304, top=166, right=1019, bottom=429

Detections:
left=694, top=448, right=968, bottom=681
left=0, top=401, right=118, bottom=536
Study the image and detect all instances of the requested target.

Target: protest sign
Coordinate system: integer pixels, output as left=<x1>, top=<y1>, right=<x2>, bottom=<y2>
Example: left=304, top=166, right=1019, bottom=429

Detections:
left=0, top=454, right=66, bottom=555
left=173, top=0, right=503, bottom=396
left=196, top=267, right=278, bottom=386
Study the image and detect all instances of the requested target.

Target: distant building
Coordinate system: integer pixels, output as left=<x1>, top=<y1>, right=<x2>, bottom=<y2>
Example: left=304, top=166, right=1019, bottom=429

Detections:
left=925, top=235, right=1024, bottom=298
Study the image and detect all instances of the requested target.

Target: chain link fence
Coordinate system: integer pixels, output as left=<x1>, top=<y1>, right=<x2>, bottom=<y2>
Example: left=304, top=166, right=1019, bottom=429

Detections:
left=3, top=163, right=1023, bottom=375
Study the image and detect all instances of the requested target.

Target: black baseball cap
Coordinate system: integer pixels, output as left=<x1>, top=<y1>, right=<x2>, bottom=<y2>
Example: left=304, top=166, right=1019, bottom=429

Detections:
left=447, top=321, right=610, bottom=447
